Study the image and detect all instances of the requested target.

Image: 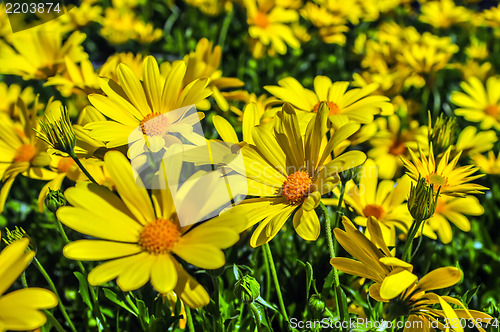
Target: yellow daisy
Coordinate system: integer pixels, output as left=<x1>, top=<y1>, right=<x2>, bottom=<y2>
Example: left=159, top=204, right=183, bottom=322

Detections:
left=264, top=75, right=393, bottom=127
left=0, top=30, right=87, bottom=80
left=451, top=75, right=500, bottom=130
left=0, top=100, right=55, bottom=213
left=85, top=56, right=211, bottom=150
left=419, top=0, right=472, bottom=28
left=382, top=268, right=492, bottom=332
left=98, top=52, right=145, bottom=82
left=330, top=216, right=418, bottom=301
left=243, top=0, right=301, bottom=58
left=45, top=57, right=101, bottom=97
left=0, top=83, right=35, bottom=118
left=367, top=115, right=426, bottom=179
left=454, top=126, right=497, bottom=158
left=332, top=159, right=426, bottom=246
left=57, top=151, right=241, bottom=307
left=183, top=38, right=245, bottom=112
left=226, top=103, right=366, bottom=247
left=400, top=144, right=488, bottom=197
left=426, top=195, right=484, bottom=244
left=0, top=236, right=58, bottom=331
left=472, top=151, right=500, bottom=175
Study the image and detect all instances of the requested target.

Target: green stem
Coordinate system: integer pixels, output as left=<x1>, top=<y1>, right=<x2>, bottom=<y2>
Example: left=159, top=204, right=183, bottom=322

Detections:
left=185, top=306, right=195, bottom=332
left=70, top=152, right=98, bottom=184
left=53, top=212, right=108, bottom=331
left=34, top=257, right=77, bottom=332
left=263, top=243, right=290, bottom=326
left=21, top=272, right=28, bottom=288
left=211, top=275, right=224, bottom=332
left=320, top=202, right=335, bottom=261
left=402, top=218, right=423, bottom=262
left=218, top=7, right=233, bottom=51
left=262, top=245, right=271, bottom=301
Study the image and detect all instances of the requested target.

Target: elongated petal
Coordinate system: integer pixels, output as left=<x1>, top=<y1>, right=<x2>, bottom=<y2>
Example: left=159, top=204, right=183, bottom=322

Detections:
left=380, top=269, right=417, bottom=300
left=292, top=207, right=320, bottom=241
left=174, top=262, right=209, bottom=308
left=414, top=267, right=462, bottom=293
left=150, top=254, right=177, bottom=294
left=173, top=245, right=225, bottom=269
left=63, top=240, right=142, bottom=261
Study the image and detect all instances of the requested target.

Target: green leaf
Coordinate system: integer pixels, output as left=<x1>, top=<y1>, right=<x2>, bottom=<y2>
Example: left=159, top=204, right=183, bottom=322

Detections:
left=102, top=288, right=138, bottom=317
left=74, top=272, right=92, bottom=310
left=297, top=259, right=314, bottom=299
left=250, top=302, right=273, bottom=332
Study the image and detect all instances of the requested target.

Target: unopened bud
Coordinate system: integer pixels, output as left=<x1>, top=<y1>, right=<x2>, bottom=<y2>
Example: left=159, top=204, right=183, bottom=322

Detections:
left=428, top=113, right=456, bottom=155
left=308, top=294, right=326, bottom=314
left=45, top=188, right=67, bottom=213
left=234, top=275, right=260, bottom=303
left=407, top=176, right=437, bottom=221
left=2, top=226, right=37, bottom=252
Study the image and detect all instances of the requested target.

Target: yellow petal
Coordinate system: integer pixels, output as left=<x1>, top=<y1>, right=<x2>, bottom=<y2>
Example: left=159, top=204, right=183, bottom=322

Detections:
left=0, top=239, right=34, bottom=296
left=174, top=262, right=209, bottom=309
left=414, top=267, right=462, bottom=293
left=438, top=295, right=464, bottom=332
left=213, top=115, right=239, bottom=144
left=87, top=252, right=148, bottom=286
left=380, top=269, right=418, bottom=300
left=104, top=150, right=156, bottom=225
left=150, top=254, right=177, bottom=294
left=292, top=207, right=320, bottom=241
left=250, top=204, right=295, bottom=247
left=63, top=240, right=142, bottom=261
left=116, top=254, right=155, bottom=291
left=173, top=245, right=225, bottom=269
left=178, top=226, right=239, bottom=249
left=330, top=257, right=381, bottom=281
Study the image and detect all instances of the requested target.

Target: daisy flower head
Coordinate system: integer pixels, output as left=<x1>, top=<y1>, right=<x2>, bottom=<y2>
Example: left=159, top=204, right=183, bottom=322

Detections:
left=382, top=267, right=493, bottom=332
left=400, top=144, right=488, bottom=197
left=243, top=0, right=301, bottom=58
left=451, top=75, right=500, bottom=130
left=86, top=56, right=212, bottom=149
left=0, top=98, right=56, bottom=213
left=334, top=159, right=424, bottom=246
left=265, top=75, right=393, bottom=127
left=0, top=233, right=58, bottom=331
left=227, top=102, right=366, bottom=247
left=57, top=151, right=242, bottom=307
left=472, top=151, right=500, bottom=175
left=426, top=195, right=484, bottom=244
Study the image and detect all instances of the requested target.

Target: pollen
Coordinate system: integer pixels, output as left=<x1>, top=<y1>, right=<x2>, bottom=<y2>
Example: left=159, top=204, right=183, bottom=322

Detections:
left=485, top=104, right=499, bottom=118
left=363, top=204, right=386, bottom=220
left=138, top=219, right=181, bottom=255
left=140, top=112, right=169, bottom=137
left=282, top=171, right=312, bottom=204
left=313, top=101, right=340, bottom=115
left=13, top=144, right=37, bottom=163
left=427, top=173, right=447, bottom=187
left=255, top=11, right=270, bottom=28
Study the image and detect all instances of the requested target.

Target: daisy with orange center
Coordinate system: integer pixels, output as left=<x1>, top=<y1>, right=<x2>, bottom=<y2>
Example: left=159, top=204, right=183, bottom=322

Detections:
left=225, top=102, right=366, bottom=247
left=400, top=144, right=488, bottom=197
left=451, top=75, right=500, bottom=130
left=243, top=0, right=301, bottom=58
left=0, top=99, right=56, bottom=213
left=265, top=75, right=393, bottom=128
left=57, top=151, right=242, bottom=307
left=85, top=56, right=211, bottom=153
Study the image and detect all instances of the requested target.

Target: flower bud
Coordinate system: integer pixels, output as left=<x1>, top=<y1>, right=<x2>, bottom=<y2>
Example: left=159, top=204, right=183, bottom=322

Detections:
left=308, top=294, right=326, bottom=315
left=35, top=100, right=76, bottom=156
left=234, top=275, right=260, bottom=303
left=407, top=176, right=437, bottom=221
left=45, top=188, right=67, bottom=213
left=428, top=113, right=456, bottom=155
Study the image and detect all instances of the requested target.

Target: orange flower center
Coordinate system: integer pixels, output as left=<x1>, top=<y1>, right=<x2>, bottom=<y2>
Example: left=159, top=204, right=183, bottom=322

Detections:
left=312, top=101, right=340, bottom=115
left=255, top=11, right=270, bottom=28
left=389, top=139, right=406, bottom=156
left=13, top=144, right=37, bottom=163
left=485, top=104, right=499, bottom=117
left=427, top=173, right=447, bottom=188
left=282, top=171, right=312, bottom=204
left=140, top=112, right=169, bottom=137
left=58, top=157, right=75, bottom=173
left=362, top=204, right=385, bottom=220
left=139, top=219, right=181, bottom=255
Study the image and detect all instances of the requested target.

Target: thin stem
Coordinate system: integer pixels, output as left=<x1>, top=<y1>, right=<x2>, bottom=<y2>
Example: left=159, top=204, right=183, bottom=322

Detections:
left=211, top=275, right=224, bottom=332
left=262, top=245, right=271, bottom=301
left=263, top=243, right=290, bottom=326
left=402, top=218, right=423, bottom=262
left=21, top=272, right=28, bottom=288
left=53, top=212, right=108, bottom=331
left=34, top=257, right=77, bottom=332
left=185, top=306, right=195, bottom=332
left=411, top=221, right=427, bottom=258
left=218, top=8, right=233, bottom=51
left=70, top=152, right=98, bottom=184
left=320, top=202, right=335, bottom=261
